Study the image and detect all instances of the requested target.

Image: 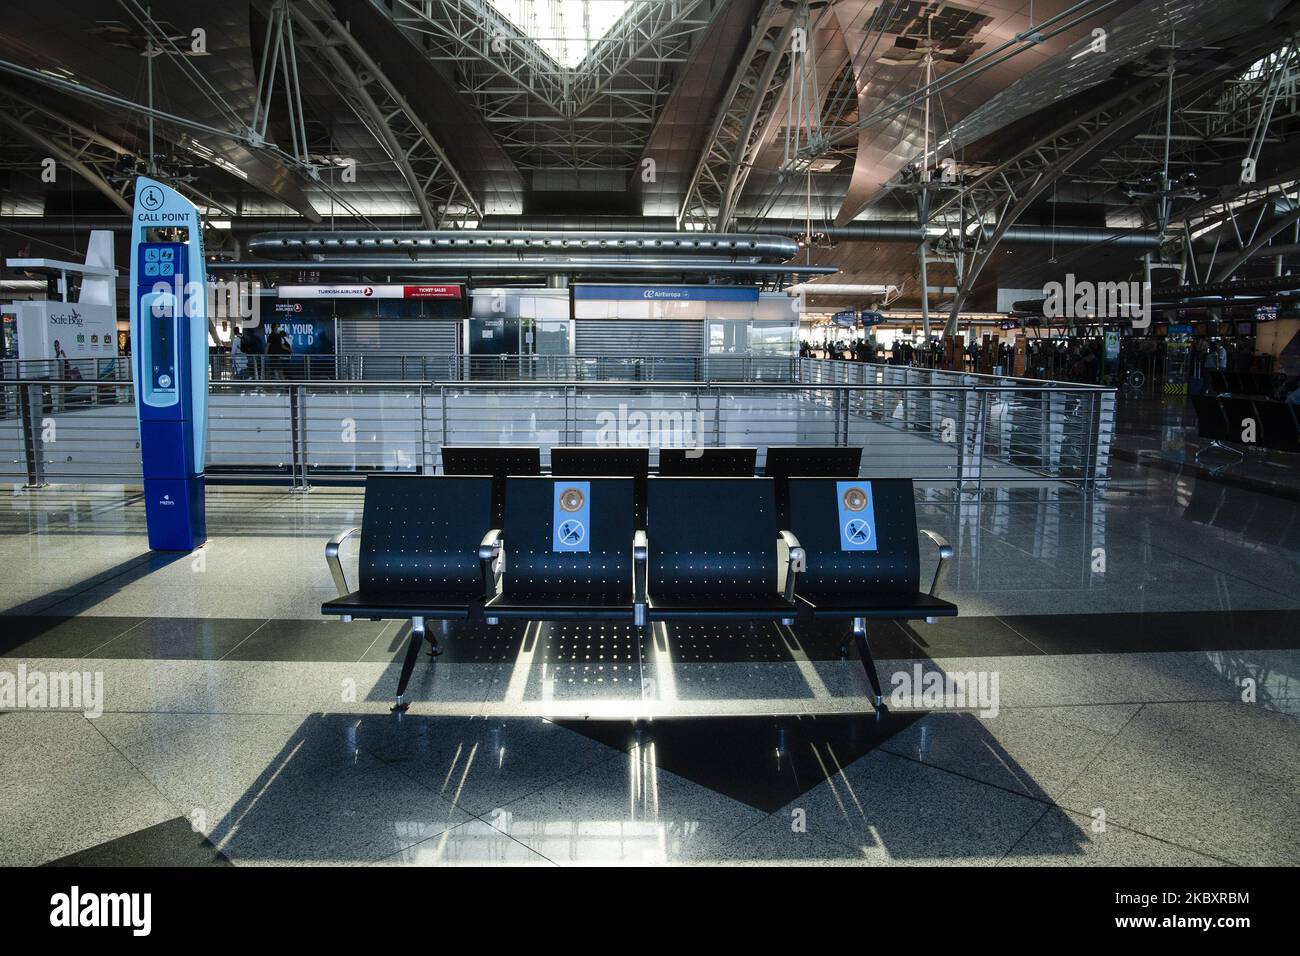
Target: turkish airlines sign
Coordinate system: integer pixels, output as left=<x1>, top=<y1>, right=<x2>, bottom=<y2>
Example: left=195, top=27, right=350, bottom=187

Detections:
left=277, top=284, right=461, bottom=299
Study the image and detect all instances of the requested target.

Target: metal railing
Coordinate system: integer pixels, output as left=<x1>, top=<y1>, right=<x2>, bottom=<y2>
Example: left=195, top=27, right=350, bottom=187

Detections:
left=0, top=361, right=1114, bottom=490
left=0, top=357, right=131, bottom=383
left=208, top=352, right=804, bottom=383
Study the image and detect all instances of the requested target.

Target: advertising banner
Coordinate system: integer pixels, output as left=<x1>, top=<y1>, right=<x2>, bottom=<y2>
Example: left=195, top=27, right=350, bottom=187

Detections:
left=15, top=300, right=117, bottom=376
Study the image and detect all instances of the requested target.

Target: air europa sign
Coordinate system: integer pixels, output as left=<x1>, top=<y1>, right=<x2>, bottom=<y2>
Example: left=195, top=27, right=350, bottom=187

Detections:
left=574, top=285, right=759, bottom=302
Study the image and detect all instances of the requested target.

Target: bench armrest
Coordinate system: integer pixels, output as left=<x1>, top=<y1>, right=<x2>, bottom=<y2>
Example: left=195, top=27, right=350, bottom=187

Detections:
left=478, top=528, right=503, bottom=561
left=633, top=530, right=648, bottom=625
left=778, top=530, right=804, bottom=602
left=479, top=529, right=503, bottom=598
left=325, top=528, right=360, bottom=598
left=920, top=529, right=953, bottom=596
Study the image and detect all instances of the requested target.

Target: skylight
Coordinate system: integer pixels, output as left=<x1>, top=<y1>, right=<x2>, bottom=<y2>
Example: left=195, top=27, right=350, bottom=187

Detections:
left=487, top=0, right=633, bottom=69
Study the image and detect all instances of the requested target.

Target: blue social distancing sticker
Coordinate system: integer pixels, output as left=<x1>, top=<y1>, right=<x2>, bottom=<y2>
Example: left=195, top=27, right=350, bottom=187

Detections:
left=553, top=480, right=591, bottom=552
left=836, top=480, right=877, bottom=551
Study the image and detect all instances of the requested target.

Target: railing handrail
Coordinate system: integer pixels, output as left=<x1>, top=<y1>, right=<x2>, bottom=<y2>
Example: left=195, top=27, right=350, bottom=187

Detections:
left=2, top=372, right=1115, bottom=488
left=6, top=376, right=1114, bottom=394
left=6, top=353, right=1112, bottom=386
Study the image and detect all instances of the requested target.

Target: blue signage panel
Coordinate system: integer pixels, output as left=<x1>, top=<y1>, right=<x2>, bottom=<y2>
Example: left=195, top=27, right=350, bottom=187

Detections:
left=553, top=481, right=591, bottom=553
left=860, top=310, right=885, bottom=326
left=129, top=177, right=208, bottom=551
left=836, top=480, right=878, bottom=552
left=573, top=285, right=760, bottom=302
left=832, top=309, right=857, bottom=328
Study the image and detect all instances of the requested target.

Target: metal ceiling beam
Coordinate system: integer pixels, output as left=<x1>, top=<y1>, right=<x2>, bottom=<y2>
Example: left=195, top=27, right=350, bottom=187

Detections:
left=0, top=88, right=239, bottom=218
left=383, top=0, right=712, bottom=175
left=934, top=33, right=1292, bottom=331
left=208, top=258, right=837, bottom=277
left=287, top=0, right=482, bottom=228
left=677, top=0, right=795, bottom=231
left=814, top=0, right=1123, bottom=155
left=1212, top=205, right=1300, bottom=280
left=941, top=78, right=1183, bottom=331
left=0, top=105, right=132, bottom=215
left=570, top=0, right=711, bottom=112
left=0, top=55, right=335, bottom=221
left=387, top=0, right=568, bottom=113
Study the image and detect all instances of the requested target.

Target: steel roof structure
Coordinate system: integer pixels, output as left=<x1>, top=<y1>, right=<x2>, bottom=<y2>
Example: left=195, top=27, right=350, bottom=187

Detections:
left=0, top=0, right=1298, bottom=311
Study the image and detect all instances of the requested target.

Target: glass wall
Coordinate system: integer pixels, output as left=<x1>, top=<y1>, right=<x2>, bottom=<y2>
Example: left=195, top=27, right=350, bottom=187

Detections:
left=707, top=294, right=799, bottom=356
left=468, top=289, right=570, bottom=356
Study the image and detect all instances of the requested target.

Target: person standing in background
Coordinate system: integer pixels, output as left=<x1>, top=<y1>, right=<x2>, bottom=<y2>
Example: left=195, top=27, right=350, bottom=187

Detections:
left=231, top=327, right=248, bottom=380
left=243, top=327, right=265, bottom=379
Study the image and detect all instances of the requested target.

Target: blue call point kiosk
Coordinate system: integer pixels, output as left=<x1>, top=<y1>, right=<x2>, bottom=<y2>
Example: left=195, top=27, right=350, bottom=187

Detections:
left=129, top=177, right=209, bottom=551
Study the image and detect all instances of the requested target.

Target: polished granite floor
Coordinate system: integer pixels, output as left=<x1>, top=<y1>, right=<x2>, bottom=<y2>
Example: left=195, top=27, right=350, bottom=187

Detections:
left=1112, top=393, right=1300, bottom=499
left=2, top=448, right=1299, bottom=866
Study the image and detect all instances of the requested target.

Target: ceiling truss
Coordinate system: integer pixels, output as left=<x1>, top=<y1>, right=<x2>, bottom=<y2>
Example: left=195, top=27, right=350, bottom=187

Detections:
left=384, top=0, right=712, bottom=172
left=285, top=0, right=482, bottom=227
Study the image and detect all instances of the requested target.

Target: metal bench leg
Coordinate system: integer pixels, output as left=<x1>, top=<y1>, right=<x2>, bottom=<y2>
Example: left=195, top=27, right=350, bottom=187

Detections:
left=852, top=617, right=887, bottom=715
left=425, top=619, right=446, bottom=657
left=1195, top=439, right=1244, bottom=463
left=393, top=616, right=426, bottom=713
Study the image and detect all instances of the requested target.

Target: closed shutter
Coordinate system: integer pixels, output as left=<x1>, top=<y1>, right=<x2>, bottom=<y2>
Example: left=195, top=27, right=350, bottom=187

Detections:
left=574, top=319, right=703, bottom=357
left=337, top=319, right=459, bottom=379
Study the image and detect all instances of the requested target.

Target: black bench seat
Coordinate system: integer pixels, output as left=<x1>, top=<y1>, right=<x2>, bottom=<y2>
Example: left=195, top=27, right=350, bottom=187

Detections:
left=794, top=589, right=957, bottom=620
left=646, top=591, right=800, bottom=619
left=321, top=474, right=496, bottom=710
left=482, top=476, right=640, bottom=622
left=322, top=467, right=956, bottom=717
left=322, top=589, right=487, bottom=619
left=642, top=477, right=800, bottom=623
left=786, top=477, right=956, bottom=710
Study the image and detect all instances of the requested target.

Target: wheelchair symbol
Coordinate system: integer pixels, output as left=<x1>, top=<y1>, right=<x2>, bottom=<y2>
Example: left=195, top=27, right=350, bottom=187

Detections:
left=140, top=185, right=163, bottom=210
left=844, top=518, right=872, bottom=545
left=558, top=519, right=585, bottom=546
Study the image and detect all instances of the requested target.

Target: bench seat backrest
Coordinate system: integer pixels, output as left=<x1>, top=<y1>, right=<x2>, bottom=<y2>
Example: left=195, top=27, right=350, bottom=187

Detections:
left=501, top=477, right=635, bottom=593
left=1251, top=400, right=1300, bottom=452
left=657, top=447, right=756, bottom=476
left=550, top=448, right=649, bottom=524
left=646, top=477, right=777, bottom=594
left=786, top=477, right=921, bottom=595
left=1219, top=397, right=1258, bottom=444
left=441, top=446, right=542, bottom=524
left=763, top=446, right=863, bottom=480
left=360, top=475, right=493, bottom=593
left=1190, top=395, right=1230, bottom=440
left=763, top=446, right=863, bottom=524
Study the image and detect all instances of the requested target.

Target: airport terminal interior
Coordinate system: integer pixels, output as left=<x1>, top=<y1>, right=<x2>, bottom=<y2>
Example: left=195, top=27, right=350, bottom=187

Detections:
left=0, top=0, right=1298, bottom=873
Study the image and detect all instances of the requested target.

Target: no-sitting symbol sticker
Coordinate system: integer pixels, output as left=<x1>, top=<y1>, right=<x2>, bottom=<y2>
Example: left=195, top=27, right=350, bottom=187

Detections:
left=836, top=480, right=878, bottom=552
left=553, top=481, right=591, bottom=552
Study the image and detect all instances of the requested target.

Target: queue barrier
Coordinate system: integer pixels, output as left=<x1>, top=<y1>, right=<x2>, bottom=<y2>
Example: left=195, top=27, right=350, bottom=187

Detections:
left=321, top=471, right=955, bottom=713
